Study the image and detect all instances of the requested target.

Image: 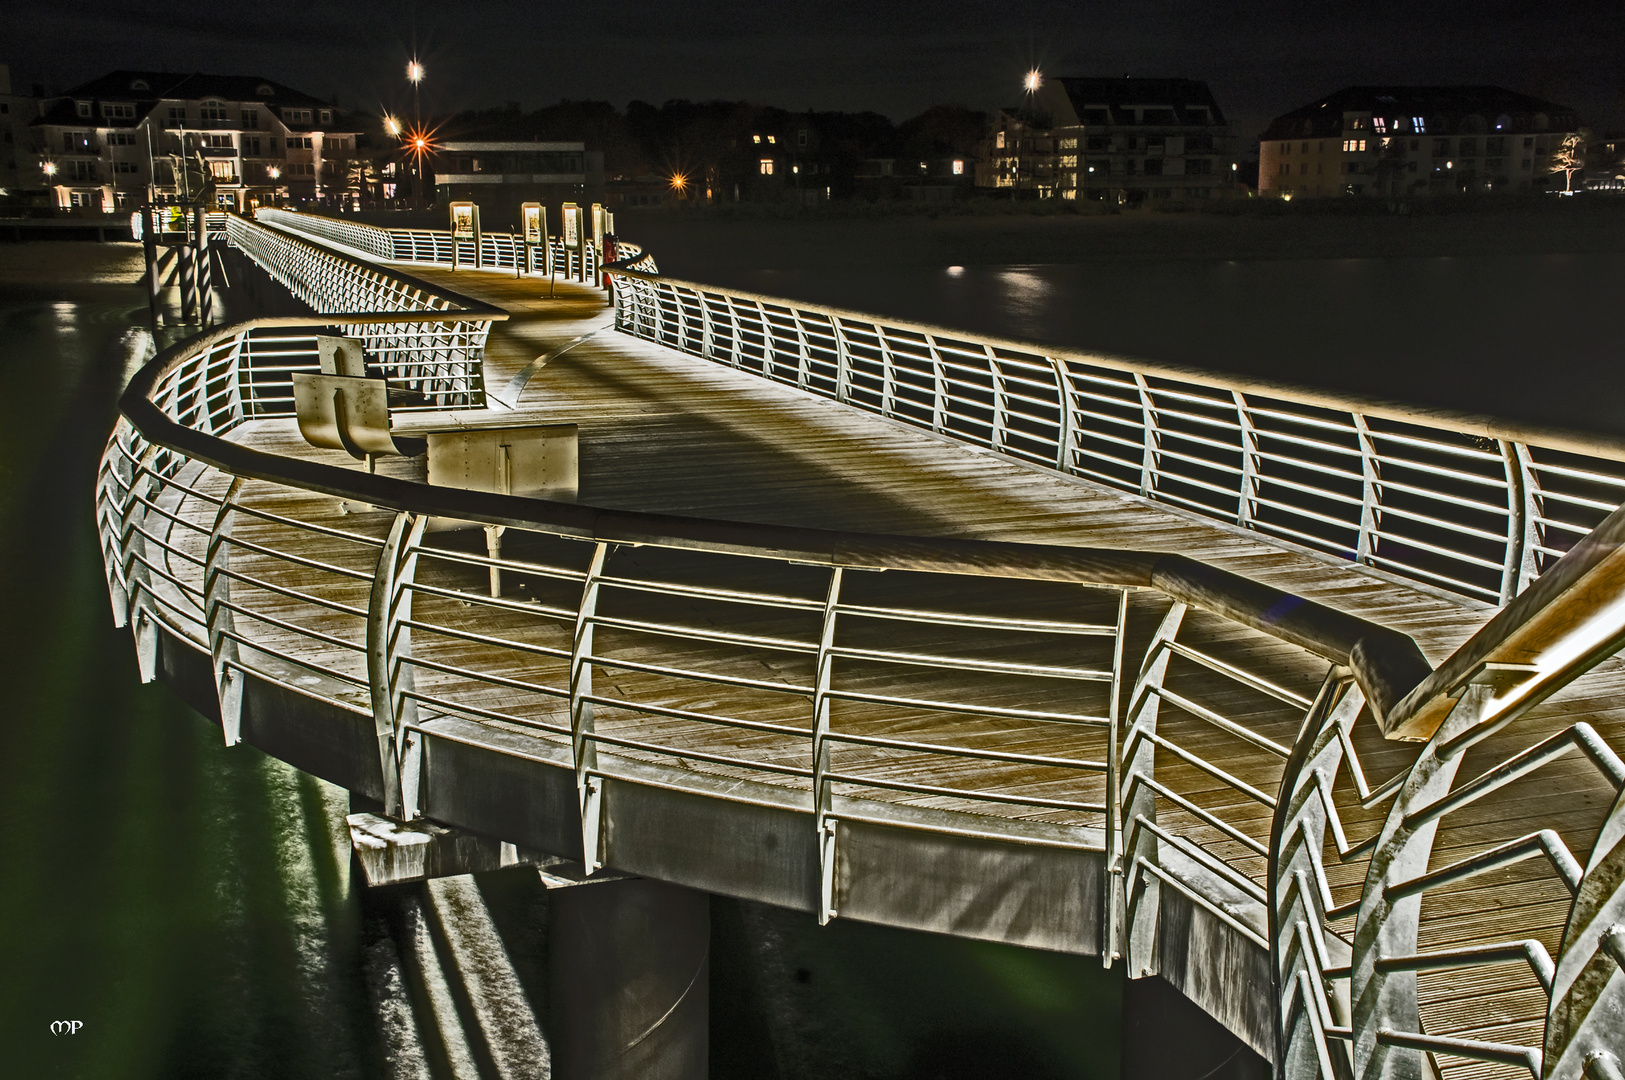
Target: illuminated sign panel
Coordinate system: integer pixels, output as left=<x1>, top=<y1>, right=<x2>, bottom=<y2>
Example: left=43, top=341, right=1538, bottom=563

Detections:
left=449, top=202, right=478, bottom=238
left=521, top=202, right=545, bottom=245
left=561, top=202, right=580, bottom=249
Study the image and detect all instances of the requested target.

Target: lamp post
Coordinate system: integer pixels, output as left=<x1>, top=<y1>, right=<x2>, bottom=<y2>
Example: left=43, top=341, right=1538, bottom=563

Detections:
left=407, top=60, right=424, bottom=210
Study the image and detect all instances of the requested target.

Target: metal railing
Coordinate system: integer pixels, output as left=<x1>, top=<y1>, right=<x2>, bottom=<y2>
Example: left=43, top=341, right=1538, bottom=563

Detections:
left=605, top=270, right=1625, bottom=608
left=1271, top=504, right=1625, bottom=1079
left=227, top=214, right=501, bottom=408
left=255, top=208, right=609, bottom=285
left=98, top=315, right=1432, bottom=976
left=97, top=245, right=1625, bottom=1074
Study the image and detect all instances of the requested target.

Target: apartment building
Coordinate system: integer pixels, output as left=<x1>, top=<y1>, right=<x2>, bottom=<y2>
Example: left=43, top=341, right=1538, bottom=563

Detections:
left=980, top=77, right=1239, bottom=203
left=1259, top=86, right=1582, bottom=199
left=30, top=70, right=364, bottom=212
left=0, top=64, right=41, bottom=194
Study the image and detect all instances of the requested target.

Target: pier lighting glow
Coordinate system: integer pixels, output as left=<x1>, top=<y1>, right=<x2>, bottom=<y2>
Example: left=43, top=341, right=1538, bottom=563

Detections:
left=407, top=60, right=425, bottom=84
left=1024, top=69, right=1043, bottom=93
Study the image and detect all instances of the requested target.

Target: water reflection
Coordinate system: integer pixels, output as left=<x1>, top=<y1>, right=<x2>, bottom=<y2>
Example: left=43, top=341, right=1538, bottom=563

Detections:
left=706, top=253, right=1625, bottom=436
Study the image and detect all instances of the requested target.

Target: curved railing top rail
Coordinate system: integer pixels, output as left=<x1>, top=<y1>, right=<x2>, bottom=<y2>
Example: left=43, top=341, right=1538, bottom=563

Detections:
left=121, top=316, right=1433, bottom=722
left=1387, top=500, right=1625, bottom=740
left=605, top=266, right=1625, bottom=465
left=237, top=215, right=510, bottom=320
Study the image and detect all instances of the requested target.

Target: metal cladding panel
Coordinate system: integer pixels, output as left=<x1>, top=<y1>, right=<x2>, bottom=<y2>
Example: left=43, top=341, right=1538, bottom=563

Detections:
left=835, top=819, right=1104, bottom=954
left=418, top=731, right=583, bottom=861
left=602, top=779, right=820, bottom=913
left=155, top=624, right=224, bottom=724
left=1154, top=888, right=1275, bottom=1063
left=237, top=673, right=385, bottom=802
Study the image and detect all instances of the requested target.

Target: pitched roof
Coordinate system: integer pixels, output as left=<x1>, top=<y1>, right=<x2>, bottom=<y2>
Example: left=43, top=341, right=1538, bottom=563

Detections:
left=1051, top=77, right=1226, bottom=126
left=34, top=70, right=360, bottom=131
left=1261, top=86, right=1579, bottom=140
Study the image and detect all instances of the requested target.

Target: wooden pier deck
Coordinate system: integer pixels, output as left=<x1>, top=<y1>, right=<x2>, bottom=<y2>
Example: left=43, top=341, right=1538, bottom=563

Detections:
left=151, top=266, right=1625, bottom=1078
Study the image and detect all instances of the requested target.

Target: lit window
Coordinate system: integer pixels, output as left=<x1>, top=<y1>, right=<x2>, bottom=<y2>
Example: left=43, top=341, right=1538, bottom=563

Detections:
left=1412, top=116, right=1426, bottom=133
left=767, top=135, right=775, bottom=143
left=1372, top=117, right=1386, bottom=133
left=952, top=159, right=964, bottom=175
left=995, top=132, right=1005, bottom=149
left=759, top=158, right=774, bottom=175
left=752, top=134, right=761, bottom=143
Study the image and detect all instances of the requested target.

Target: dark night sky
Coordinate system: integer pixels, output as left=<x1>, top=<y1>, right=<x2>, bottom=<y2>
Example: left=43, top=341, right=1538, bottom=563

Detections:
left=4, top=1, right=1623, bottom=139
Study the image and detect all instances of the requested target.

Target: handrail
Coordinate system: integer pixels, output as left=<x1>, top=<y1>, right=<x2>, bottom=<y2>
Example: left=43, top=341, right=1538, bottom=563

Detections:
left=1385, top=500, right=1625, bottom=740
left=605, top=266, right=1625, bottom=608
left=603, top=268, right=1625, bottom=464
left=257, top=207, right=604, bottom=285
left=119, top=317, right=1433, bottom=719
left=232, top=214, right=506, bottom=319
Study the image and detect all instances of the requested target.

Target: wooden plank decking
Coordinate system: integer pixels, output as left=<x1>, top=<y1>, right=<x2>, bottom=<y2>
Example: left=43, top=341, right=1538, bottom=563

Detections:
left=142, top=267, right=1625, bottom=1077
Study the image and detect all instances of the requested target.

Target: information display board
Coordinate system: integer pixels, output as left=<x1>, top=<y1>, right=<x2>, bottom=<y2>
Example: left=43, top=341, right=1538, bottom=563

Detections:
left=521, top=202, right=546, bottom=245
left=561, top=202, right=580, bottom=249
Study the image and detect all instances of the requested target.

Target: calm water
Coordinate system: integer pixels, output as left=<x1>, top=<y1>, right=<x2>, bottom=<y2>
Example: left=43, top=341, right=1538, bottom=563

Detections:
left=671, top=253, right=1625, bottom=438
left=0, top=261, right=1125, bottom=1080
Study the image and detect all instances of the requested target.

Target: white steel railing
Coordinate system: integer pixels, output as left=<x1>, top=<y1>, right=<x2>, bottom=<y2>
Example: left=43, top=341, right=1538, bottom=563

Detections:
left=227, top=214, right=501, bottom=407
left=98, top=315, right=1425, bottom=971
left=605, top=271, right=1625, bottom=608
left=255, top=208, right=611, bottom=285
left=98, top=308, right=1625, bottom=1076
left=1270, top=504, right=1625, bottom=1080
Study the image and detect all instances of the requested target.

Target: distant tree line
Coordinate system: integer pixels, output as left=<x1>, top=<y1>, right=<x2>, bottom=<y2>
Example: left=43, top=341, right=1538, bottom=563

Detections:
left=437, top=99, right=990, bottom=189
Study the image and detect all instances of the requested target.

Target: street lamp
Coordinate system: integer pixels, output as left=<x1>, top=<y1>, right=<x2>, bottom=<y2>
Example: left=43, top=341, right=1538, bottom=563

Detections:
left=1024, top=69, right=1043, bottom=93
left=407, top=59, right=425, bottom=209
left=42, top=160, right=57, bottom=178
left=384, top=115, right=402, bottom=137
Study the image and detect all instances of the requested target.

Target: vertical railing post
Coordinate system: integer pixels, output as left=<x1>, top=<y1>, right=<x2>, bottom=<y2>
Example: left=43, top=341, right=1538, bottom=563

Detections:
left=813, top=566, right=844, bottom=926
left=205, top=477, right=246, bottom=745
left=122, top=442, right=163, bottom=683
left=986, top=345, right=1009, bottom=452
left=1103, top=588, right=1129, bottom=967
left=1350, top=680, right=1494, bottom=1080
left=571, top=543, right=611, bottom=872
left=878, top=326, right=898, bottom=420
left=1270, top=672, right=1361, bottom=1080
left=927, top=336, right=948, bottom=433
left=1049, top=355, right=1074, bottom=474
left=1510, top=442, right=1543, bottom=599
left=833, top=319, right=852, bottom=404
left=96, top=434, right=134, bottom=628
left=794, top=312, right=813, bottom=391
left=1120, top=601, right=1186, bottom=977
left=699, top=290, right=716, bottom=361
left=1235, top=391, right=1262, bottom=530
left=1134, top=373, right=1159, bottom=500
left=1353, top=414, right=1381, bottom=567
left=367, top=511, right=426, bottom=819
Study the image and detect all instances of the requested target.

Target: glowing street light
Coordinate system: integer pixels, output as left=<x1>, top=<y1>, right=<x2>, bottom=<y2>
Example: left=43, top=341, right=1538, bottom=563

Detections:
left=407, top=60, right=425, bottom=84
left=268, top=166, right=281, bottom=179
left=42, top=160, right=56, bottom=177
left=1024, top=69, right=1043, bottom=93
left=670, top=172, right=688, bottom=193
left=384, top=115, right=402, bottom=137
